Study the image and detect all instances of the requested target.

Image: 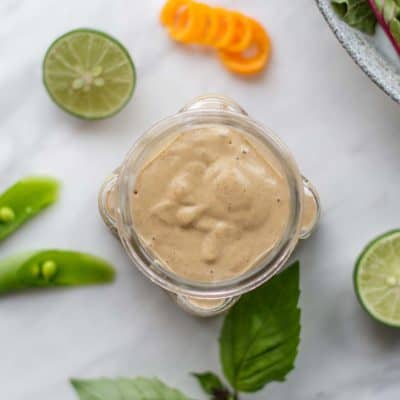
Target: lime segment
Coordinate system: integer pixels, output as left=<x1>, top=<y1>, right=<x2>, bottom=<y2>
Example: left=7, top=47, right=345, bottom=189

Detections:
left=355, top=230, right=400, bottom=327
left=43, top=29, right=135, bottom=119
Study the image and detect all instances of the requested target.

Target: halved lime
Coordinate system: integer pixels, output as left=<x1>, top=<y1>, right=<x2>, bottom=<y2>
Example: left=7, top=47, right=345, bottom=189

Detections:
left=43, top=29, right=135, bottom=119
left=354, top=230, right=400, bottom=327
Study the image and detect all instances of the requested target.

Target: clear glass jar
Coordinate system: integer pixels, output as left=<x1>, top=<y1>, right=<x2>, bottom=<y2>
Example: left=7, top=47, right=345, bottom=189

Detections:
left=98, top=95, right=320, bottom=317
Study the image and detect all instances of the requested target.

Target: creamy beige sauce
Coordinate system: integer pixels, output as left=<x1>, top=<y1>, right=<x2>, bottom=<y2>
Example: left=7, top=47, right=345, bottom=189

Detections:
left=131, top=126, right=291, bottom=282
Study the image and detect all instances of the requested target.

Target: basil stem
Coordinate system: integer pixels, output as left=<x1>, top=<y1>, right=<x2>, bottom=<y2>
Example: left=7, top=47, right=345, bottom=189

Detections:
left=0, top=250, right=115, bottom=294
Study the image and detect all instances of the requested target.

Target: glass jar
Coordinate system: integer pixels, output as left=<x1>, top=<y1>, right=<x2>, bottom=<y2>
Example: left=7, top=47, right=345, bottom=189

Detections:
left=98, top=95, right=320, bottom=317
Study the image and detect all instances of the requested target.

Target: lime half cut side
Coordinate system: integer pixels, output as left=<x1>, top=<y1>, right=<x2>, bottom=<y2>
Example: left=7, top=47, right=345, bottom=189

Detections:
left=355, top=230, right=400, bottom=328
left=43, top=29, right=135, bottom=119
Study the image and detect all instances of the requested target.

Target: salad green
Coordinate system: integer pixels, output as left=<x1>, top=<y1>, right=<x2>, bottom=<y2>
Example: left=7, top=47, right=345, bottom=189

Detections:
left=331, top=0, right=377, bottom=34
left=369, top=0, right=400, bottom=53
left=332, top=0, right=400, bottom=54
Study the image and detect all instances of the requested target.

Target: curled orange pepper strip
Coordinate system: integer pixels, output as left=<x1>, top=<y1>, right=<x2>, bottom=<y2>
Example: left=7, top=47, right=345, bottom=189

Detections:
left=160, top=0, right=272, bottom=76
left=160, top=0, right=189, bottom=26
left=218, top=20, right=271, bottom=75
left=212, top=8, right=236, bottom=49
left=197, top=4, right=219, bottom=45
left=225, top=13, right=253, bottom=53
left=168, top=2, right=200, bottom=43
left=188, top=2, right=211, bottom=44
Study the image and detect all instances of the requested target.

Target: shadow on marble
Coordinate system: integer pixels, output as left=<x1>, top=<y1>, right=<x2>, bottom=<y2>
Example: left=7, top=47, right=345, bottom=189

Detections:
left=56, top=104, right=142, bottom=136
left=309, top=362, right=400, bottom=399
left=354, top=310, right=400, bottom=350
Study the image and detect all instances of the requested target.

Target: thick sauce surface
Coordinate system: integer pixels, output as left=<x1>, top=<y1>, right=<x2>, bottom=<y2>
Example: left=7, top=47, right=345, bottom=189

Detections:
left=132, top=126, right=291, bottom=282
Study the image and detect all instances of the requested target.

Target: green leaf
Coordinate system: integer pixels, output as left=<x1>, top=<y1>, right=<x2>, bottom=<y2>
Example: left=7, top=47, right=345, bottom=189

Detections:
left=370, top=0, right=400, bottom=52
left=332, top=0, right=377, bottom=34
left=192, top=372, right=225, bottom=395
left=390, top=18, right=400, bottom=43
left=71, top=377, right=190, bottom=400
left=219, top=261, right=301, bottom=393
left=192, top=372, right=232, bottom=399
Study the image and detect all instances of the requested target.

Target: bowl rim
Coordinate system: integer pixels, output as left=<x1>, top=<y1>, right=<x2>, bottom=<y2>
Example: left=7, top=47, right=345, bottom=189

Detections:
left=315, top=0, right=400, bottom=104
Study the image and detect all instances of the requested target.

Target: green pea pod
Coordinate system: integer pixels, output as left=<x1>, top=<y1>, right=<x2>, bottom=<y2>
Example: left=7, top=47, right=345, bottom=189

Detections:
left=0, top=176, right=60, bottom=242
left=0, top=250, right=115, bottom=294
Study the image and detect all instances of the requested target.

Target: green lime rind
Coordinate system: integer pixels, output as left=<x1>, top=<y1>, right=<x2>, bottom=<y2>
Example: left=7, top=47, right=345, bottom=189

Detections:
left=354, top=229, right=400, bottom=328
left=43, top=28, right=136, bottom=120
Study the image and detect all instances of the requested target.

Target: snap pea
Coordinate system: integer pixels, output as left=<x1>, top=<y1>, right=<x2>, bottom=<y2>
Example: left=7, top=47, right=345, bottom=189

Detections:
left=0, top=250, right=115, bottom=294
left=0, top=176, right=60, bottom=242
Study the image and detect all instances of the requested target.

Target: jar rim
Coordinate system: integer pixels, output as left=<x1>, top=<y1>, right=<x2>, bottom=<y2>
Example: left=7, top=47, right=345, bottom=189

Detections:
left=117, top=108, right=304, bottom=298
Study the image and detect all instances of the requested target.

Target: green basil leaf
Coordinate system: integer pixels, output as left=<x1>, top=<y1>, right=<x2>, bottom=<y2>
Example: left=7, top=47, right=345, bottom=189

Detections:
left=192, top=372, right=233, bottom=399
left=332, top=0, right=377, bottom=34
left=192, top=372, right=225, bottom=395
left=219, top=261, right=301, bottom=393
left=71, top=377, right=190, bottom=400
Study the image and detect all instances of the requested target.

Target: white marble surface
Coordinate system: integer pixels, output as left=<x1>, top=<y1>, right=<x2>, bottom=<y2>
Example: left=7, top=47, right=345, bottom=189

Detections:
left=1, top=0, right=400, bottom=399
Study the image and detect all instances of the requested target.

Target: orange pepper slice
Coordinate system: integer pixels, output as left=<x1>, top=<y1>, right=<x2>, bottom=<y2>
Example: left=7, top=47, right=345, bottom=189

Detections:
left=225, top=13, right=253, bottom=53
left=160, top=0, right=189, bottom=26
left=160, top=1, right=272, bottom=76
left=218, top=20, right=271, bottom=75
left=196, top=4, right=219, bottom=45
left=188, top=2, right=211, bottom=44
left=168, top=2, right=201, bottom=43
left=197, top=6, right=222, bottom=46
left=212, top=8, right=236, bottom=49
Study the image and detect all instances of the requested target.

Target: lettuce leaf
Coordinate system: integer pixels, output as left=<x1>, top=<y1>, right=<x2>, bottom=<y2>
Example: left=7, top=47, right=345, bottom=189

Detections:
left=332, top=0, right=377, bottom=34
left=369, top=0, right=400, bottom=53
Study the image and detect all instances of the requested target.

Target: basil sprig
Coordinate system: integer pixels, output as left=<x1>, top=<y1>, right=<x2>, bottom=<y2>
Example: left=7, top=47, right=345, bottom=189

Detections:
left=71, top=262, right=301, bottom=400
left=192, top=372, right=232, bottom=400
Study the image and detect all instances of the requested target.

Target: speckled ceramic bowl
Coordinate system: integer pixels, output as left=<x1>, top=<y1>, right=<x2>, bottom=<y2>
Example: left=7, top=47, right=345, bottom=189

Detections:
left=316, top=0, right=400, bottom=103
